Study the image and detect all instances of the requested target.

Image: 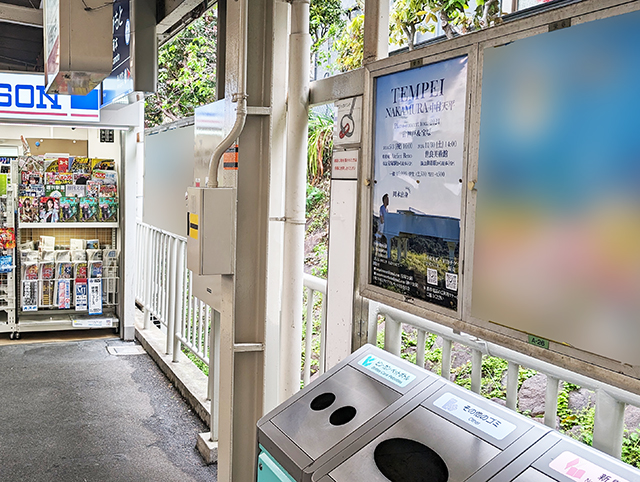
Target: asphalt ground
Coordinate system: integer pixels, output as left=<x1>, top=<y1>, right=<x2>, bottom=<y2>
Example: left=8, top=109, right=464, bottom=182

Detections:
left=0, top=335, right=218, bottom=482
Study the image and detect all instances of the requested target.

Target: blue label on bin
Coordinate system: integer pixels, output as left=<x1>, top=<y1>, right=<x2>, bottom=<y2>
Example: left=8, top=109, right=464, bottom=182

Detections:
left=358, top=354, right=416, bottom=388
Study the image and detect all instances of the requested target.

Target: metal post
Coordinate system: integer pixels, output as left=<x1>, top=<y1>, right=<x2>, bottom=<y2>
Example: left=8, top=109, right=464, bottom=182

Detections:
left=506, top=362, right=519, bottom=411
left=303, top=287, right=314, bottom=387
left=544, top=376, right=560, bottom=428
left=363, top=0, right=390, bottom=64
left=441, top=339, right=452, bottom=380
left=384, top=315, right=402, bottom=357
left=416, top=329, right=427, bottom=369
left=318, top=293, right=327, bottom=375
left=471, top=349, right=483, bottom=394
left=172, top=240, right=184, bottom=362
left=367, top=301, right=379, bottom=345
left=143, top=226, right=151, bottom=330
left=280, top=0, right=311, bottom=401
left=593, top=390, right=625, bottom=459
left=209, top=309, right=221, bottom=439
left=166, top=237, right=177, bottom=355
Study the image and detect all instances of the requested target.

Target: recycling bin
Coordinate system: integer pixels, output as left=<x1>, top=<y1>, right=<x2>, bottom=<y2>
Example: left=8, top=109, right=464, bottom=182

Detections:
left=315, top=380, right=550, bottom=482
left=486, top=430, right=640, bottom=481
left=256, top=344, right=442, bottom=482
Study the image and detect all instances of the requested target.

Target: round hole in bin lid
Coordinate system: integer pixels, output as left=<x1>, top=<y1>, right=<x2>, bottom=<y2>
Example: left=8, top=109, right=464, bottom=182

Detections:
left=310, top=392, right=336, bottom=411
left=374, top=438, right=449, bottom=482
left=329, top=406, right=357, bottom=426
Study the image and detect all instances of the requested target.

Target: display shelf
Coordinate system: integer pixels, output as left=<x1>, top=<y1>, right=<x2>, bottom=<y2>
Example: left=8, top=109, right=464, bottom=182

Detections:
left=20, top=222, right=119, bottom=229
left=16, top=314, right=119, bottom=332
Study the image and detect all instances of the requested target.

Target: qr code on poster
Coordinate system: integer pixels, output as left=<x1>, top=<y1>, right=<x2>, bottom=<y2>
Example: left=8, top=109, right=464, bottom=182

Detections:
left=427, top=268, right=438, bottom=286
left=445, top=273, right=458, bottom=292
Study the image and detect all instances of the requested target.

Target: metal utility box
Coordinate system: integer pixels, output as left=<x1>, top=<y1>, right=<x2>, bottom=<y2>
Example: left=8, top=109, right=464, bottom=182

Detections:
left=487, top=430, right=640, bottom=482
left=257, top=345, right=442, bottom=482
left=43, top=0, right=113, bottom=95
left=186, top=187, right=236, bottom=276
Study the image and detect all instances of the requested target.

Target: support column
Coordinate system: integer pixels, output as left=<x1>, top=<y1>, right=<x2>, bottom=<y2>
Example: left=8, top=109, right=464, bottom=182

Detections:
left=363, top=0, right=390, bottom=64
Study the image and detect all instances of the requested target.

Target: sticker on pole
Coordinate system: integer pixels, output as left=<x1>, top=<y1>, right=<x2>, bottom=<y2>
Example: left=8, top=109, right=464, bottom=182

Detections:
left=358, top=354, right=416, bottom=388
left=433, top=392, right=516, bottom=440
left=549, top=451, right=630, bottom=482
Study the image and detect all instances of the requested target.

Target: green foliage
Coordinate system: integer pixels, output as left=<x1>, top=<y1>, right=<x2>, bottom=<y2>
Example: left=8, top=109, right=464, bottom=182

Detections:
left=335, top=14, right=365, bottom=72
left=307, top=111, right=334, bottom=182
left=622, top=429, right=640, bottom=468
left=310, top=0, right=346, bottom=70
left=182, top=344, right=209, bottom=376
left=145, top=10, right=217, bottom=128
left=389, top=0, right=437, bottom=50
left=306, top=183, right=325, bottom=213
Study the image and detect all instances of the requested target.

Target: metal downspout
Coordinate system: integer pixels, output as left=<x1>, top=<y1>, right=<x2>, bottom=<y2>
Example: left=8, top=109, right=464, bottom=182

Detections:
left=205, top=0, right=248, bottom=188
left=280, top=0, right=310, bottom=401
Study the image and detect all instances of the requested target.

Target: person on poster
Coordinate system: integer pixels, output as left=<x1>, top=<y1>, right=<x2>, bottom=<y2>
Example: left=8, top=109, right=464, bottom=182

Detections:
left=379, top=194, right=393, bottom=259
left=41, top=198, right=59, bottom=223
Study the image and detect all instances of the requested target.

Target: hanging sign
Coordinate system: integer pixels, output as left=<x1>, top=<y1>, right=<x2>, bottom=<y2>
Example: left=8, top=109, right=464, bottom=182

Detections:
left=101, top=0, right=133, bottom=107
left=334, top=96, right=362, bottom=146
left=0, top=73, right=100, bottom=122
left=370, top=56, right=468, bottom=310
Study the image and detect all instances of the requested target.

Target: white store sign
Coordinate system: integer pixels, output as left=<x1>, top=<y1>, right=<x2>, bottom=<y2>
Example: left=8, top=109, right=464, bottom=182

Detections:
left=0, top=72, right=100, bottom=122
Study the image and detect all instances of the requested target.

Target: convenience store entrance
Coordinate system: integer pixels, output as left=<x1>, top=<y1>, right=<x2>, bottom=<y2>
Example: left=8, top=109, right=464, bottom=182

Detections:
left=0, top=72, right=144, bottom=340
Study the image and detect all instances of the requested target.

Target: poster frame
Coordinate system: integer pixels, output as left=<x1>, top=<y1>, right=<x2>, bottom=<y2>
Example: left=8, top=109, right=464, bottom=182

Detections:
left=356, top=0, right=640, bottom=392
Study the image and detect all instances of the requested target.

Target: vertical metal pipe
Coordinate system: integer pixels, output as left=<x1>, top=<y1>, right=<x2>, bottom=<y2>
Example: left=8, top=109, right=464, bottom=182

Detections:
left=593, top=390, right=626, bottom=459
left=172, top=241, right=185, bottom=363
left=318, top=292, right=327, bottom=375
left=416, top=329, right=427, bottom=368
left=367, top=301, right=379, bottom=345
left=441, top=339, right=452, bottom=380
left=506, top=362, right=519, bottom=411
left=204, top=306, right=210, bottom=363
left=279, top=0, right=310, bottom=401
left=471, top=349, right=483, bottom=394
left=210, top=309, right=221, bottom=442
left=143, top=227, right=151, bottom=330
left=544, top=376, right=560, bottom=428
left=199, top=300, right=205, bottom=356
left=303, top=287, right=314, bottom=387
left=384, top=315, right=402, bottom=357
left=166, top=237, right=177, bottom=355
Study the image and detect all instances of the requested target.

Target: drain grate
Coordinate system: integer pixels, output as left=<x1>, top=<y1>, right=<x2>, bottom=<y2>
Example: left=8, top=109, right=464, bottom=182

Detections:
left=107, top=345, right=147, bottom=356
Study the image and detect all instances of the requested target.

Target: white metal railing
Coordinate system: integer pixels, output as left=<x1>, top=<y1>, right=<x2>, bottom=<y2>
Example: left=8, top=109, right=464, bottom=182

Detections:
left=135, top=221, right=220, bottom=438
left=302, top=273, right=327, bottom=387
left=368, top=300, right=640, bottom=460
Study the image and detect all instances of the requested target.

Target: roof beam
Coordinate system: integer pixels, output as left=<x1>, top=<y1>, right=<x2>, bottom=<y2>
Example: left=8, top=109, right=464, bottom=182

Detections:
left=0, top=3, right=43, bottom=28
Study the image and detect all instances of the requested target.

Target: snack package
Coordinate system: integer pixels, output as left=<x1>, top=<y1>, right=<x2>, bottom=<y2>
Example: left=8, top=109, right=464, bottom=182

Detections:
left=0, top=255, right=12, bottom=273
left=58, top=197, right=78, bottom=222
left=39, top=197, right=59, bottom=223
left=65, top=185, right=85, bottom=198
left=78, top=197, right=98, bottom=222
left=99, top=198, right=117, bottom=222
left=19, top=196, right=39, bottom=223
left=0, top=228, right=15, bottom=249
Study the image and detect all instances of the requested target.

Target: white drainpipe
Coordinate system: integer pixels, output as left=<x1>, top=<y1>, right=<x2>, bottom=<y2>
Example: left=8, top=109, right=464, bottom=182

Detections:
left=205, top=0, right=248, bottom=188
left=280, top=0, right=310, bottom=401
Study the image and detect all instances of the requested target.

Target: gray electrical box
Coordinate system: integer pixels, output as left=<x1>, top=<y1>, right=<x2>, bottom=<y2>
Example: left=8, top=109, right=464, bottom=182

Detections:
left=187, top=187, right=236, bottom=276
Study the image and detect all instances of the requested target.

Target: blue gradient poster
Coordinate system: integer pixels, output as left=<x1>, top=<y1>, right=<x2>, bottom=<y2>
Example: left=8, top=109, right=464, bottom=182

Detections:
left=371, top=56, right=468, bottom=309
left=472, top=10, right=640, bottom=365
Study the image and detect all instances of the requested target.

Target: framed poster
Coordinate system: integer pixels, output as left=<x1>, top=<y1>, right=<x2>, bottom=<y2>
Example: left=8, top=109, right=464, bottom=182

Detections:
left=370, top=56, right=468, bottom=311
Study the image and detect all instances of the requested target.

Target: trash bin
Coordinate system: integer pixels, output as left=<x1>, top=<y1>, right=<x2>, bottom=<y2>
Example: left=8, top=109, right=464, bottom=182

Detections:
left=256, top=344, right=442, bottom=482
left=485, top=430, right=640, bottom=481
left=315, top=380, right=550, bottom=482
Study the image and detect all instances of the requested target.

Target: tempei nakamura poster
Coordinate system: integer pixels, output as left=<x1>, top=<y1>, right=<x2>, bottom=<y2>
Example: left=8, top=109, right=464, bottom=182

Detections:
left=371, top=56, right=468, bottom=310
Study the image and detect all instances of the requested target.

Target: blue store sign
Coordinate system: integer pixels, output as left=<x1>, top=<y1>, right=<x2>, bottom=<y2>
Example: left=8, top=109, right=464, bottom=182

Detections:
left=0, top=72, right=100, bottom=122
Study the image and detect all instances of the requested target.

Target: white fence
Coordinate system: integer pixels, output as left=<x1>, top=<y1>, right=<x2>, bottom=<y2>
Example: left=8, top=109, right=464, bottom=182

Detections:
left=136, top=221, right=639, bottom=463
